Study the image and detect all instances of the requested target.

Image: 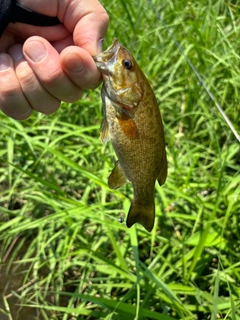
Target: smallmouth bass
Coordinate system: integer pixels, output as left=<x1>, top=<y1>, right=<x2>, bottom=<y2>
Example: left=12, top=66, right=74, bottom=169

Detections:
left=94, top=39, right=167, bottom=232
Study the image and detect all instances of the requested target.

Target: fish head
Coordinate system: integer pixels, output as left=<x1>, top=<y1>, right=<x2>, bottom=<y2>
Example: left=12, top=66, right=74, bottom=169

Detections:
left=93, top=38, right=143, bottom=92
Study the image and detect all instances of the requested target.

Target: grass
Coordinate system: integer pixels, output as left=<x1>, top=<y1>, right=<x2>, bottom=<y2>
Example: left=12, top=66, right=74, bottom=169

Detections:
left=0, top=0, right=240, bottom=319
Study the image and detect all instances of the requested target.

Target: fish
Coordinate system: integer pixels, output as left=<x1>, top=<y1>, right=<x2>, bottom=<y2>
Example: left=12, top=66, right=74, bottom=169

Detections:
left=93, top=38, right=167, bottom=232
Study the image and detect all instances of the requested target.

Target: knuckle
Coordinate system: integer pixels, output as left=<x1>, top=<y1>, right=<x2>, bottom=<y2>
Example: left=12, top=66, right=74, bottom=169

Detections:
left=11, top=109, right=32, bottom=120
left=100, top=11, right=110, bottom=27
left=42, top=102, right=60, bottom=114
left=0, top=104, right=32, bottom=120
left=16, top=63, right=36, bottom=88
left=0, top=81, right=20, bottom=99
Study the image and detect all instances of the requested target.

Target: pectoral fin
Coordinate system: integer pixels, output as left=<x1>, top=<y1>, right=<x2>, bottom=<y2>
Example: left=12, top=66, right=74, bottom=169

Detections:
left=117, top=110, right=138, bottom=139
left=100, top=118, right=110, bottom=144
left=108, top=161, right=128, bottom=189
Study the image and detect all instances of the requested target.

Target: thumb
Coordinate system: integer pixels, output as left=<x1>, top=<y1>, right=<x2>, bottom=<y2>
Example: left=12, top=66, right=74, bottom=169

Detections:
left=72, top=6, right=109, bottom=56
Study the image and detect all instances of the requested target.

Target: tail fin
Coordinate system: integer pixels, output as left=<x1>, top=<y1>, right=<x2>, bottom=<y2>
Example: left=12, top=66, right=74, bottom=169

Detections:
left=126, top=200, right=155, bottom=232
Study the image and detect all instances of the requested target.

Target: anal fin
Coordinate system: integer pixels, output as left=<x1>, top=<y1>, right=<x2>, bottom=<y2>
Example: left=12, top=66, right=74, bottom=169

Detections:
left=108, top=161, right=128, bottom=189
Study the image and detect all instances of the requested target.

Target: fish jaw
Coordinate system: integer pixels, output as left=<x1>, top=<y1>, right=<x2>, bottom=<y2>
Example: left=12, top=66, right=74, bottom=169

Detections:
left=93, top=38, right=120, bottom=76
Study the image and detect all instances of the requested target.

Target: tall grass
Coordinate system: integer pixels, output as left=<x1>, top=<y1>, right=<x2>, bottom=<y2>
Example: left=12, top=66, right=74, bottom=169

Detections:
left=0, top=0, right=239, bottom=319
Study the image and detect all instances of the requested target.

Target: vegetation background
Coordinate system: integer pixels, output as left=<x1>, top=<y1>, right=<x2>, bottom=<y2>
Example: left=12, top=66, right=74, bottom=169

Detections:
left=0, top=0, right=239, bottom=319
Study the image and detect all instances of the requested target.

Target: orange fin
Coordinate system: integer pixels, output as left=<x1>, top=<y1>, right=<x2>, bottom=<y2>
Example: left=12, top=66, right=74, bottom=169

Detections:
left=117, top=110, right=138, bottom=139
left=157, top=152, right=168, bottom=186
left=126, top=200, right=155, bottom=232
left=100, top=118, right=110, bottom=144
left=108, top=161, right=128, bottom=189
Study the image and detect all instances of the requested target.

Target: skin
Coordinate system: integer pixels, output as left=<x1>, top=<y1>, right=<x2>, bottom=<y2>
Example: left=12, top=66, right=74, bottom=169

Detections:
left=0, top=0, right=109, bottom=120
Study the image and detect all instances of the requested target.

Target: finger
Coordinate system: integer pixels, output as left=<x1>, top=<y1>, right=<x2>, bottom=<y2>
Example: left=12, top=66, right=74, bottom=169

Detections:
left=0, top=53, right=32, bottom=120
left=8, top=44, right=61, bottom=115
left=60, top=46, right=101, bottom=90
left=62, top=0, right=109, bottom=56
left=23, top=36, right=83, bottom=102
left=7, top=24, right=69, bottom=43
left=52, top=34, right=74, bottom=53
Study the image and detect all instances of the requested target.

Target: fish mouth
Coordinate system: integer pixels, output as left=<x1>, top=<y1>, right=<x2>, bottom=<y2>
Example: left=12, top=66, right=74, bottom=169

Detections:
left=93, top=38, right=120, bottom=75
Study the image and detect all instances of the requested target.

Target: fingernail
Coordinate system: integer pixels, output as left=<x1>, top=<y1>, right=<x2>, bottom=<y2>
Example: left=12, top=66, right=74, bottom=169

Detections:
left=25, top=40, right=47, bottom=62
left=97, top=38, right=104, bottom=54
left=64, top=53, right=84, bottom=73
left=0, top=54, right=10, bottom=71
left=10, top=48, right=24, bottom=62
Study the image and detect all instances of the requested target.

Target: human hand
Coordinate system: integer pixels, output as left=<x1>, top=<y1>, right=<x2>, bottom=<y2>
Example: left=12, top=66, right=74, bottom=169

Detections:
left=0, top=0, right=109, bottom=120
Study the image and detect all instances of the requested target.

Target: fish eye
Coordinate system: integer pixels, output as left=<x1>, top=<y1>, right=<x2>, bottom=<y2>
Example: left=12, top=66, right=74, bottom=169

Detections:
left=122, top=59, right=132, bottom=70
